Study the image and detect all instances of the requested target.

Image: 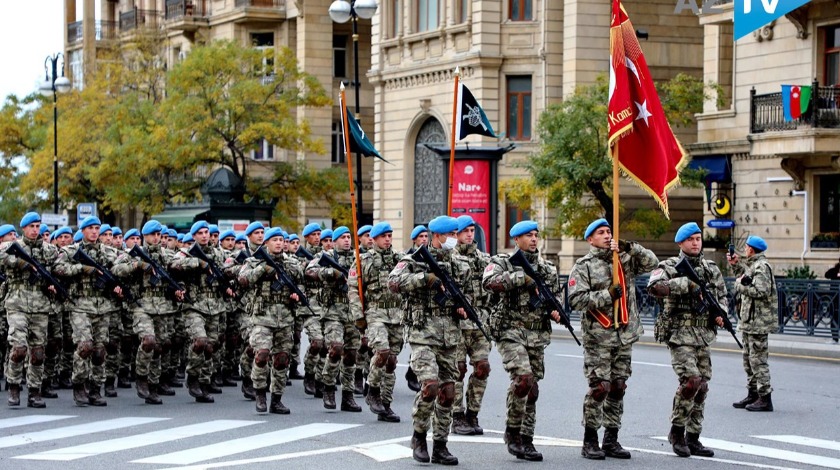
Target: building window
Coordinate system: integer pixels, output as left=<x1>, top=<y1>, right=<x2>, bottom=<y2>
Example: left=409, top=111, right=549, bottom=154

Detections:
left=826, top=25, right=840, bottom=86
left=331, top=122, right=346, bottom=164
left=507, top=76, right=532, bottom=141
left=390, top=0, right=402, bottom=37
left=417, top=0, right=439, bottom=32
left=69, top=49, right=84, bottom=90
left=252, top=138, right=274, bottom=161
left=819, top=174, right=840, bottom=234
left=333, top=35, right=347, bottom=79
left=509, top=0, right=533, bottom=21
left=457, top=0, right=468, bottom=23
left=251, top=32, right=274, bottom=76
left=505, top=204, right=531, bottom=248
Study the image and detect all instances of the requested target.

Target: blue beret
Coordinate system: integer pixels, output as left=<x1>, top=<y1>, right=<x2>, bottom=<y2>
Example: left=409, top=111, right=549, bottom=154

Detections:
left=235, top=233, right=246, bottom=243
left=245, top=222, right=265, bottom=236
left=429, top=216, right=458, bottom=234
left=39, top=224, right=49, bottom=235
left=674, top=222, right=702, bottom=243
left=52, top=226, right=72, bottom=239
left=49, top=232, right=57, bottom=241
left=456, top=216, right=475, bottom=233
left=264, top=227, right=284, bottom=241
left=167, top=229, right=177, bottom=237
left=746, top=235, right=767, bottom=252
left=190, top=221, right=209, bottom=236
left=332, top=226, right=350, bottom=240
left=182, top=233, right=194, bottom=243
left=99, top=224, right=112, bottom=234
left=219, top=230, right=235, bottom=241
left=124, top=228, right=140, bottom=239
left=20, top=212, right=41, bottom=228
left=80, top=216, right=102, bottom=230
left=208, top=224, right=219, bottom=234
left=161, top=225, right=168, bottom=232
left=142, top=220, right=163, bottom=235
left=112, top=227, right=122, bottom=236
left=302, top=223, right=322, bottom=237
left=0, top=224, right=17, bottom=237
left=289, top=234, right=299, bottom=241
left=371, top=222, right=393, bottom=238
left=510, top=220, right=539, bottom=238
left=357, top=225, right=373, bottom=236
left=176, top=233, right=184, bottom=242
left=321, top=229, right=333, bottom=240
left=73, top=230, right=83, bottom=243
left=410, top=225, right=428, bottom=240
left=584, top=218, right=610, bottom=239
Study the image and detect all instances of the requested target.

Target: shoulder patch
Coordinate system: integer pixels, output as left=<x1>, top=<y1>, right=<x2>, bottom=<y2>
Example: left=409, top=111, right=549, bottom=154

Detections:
left=651, top=268, right=663, bottom=277
left=568, top=278, right=576, bottom=287
left=395, top=261, right=406, bottom=270
left=484, top=264, right=495, bottom=273
left=349, top=268, right=357, bottom=278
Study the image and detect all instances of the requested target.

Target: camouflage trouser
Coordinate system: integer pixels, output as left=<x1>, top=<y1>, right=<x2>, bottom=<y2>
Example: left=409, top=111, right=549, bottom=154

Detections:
left=133, top=311, right=172, bottom=385
left=742, top=333, right=772, bottom=396
left=184, top=309, right=220, bottom=384
left=291, top=315, right=303, bottom=367
left=498, top=339, right=546, bottom=438
left=669, top=344, right=712, bottom=433
left=410, top=343, right=459, bottom=442
left=238, top=311, right=253, bottom=379
left=43, top=311, right=63, bottom=385
left=105, top=310, right=124, bottom=380
left=582, top=341, right=633, bottom=429
left=119, top=308, right=135, bottom=376
left=454, top=329, right=492, bottom=415
left=5, top=311, right=48, bottom=387
left=222, top=308, right=242, bottom=375
left=250, top=324, right=294, bottom=395
left=71, top=311, right=110, bottom=385
left=166, top=308, right=188, bottom=378
left=0, top=310, right=7, bottom=377
left=59, top=308, right=73, bottom=377
left=211, top=311, right=226, bottom=379
left=302, top=315, right=324, bottom=378
left=321, top=319, right=361, bottom=389
left=367, top=322, right=404, bottom=404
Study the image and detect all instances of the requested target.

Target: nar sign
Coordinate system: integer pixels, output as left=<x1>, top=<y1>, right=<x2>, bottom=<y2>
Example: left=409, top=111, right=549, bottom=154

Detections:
left=674, top=0, right=811, bottom=40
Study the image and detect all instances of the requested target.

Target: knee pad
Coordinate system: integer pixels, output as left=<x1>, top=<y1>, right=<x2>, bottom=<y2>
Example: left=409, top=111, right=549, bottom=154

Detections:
left=473, top=360, right=491, bottom=380
left=77, top=341, right=94, bottom=360
left=588, top=380, right=611, bottom=402
left=513, top=374, right=535, bottom=399
left=680, top=376, right=703, bottom=400
left=457, top=361, right=468, bottom=382
left=438, top=382, right=455, bottom=407
left=307, top=339, right=323, bottom=355
left=91, top=346, right=106, bottom=366
left=385, top=354, right=398, bottom=373
left=527, top=381, right=540, bottom=405
left=694, top=380, right=709, bottom=404
left=373, top=349, right=390, bottom=368
left=420, top=380, right=439, bottom=403
left=273, top=352, right=290, bottom=369
left=254, top=349, right=270, bottom=368
left=609, top=378, right=627, bottom=400
left=192, top=337, right=208, bottom=354
left=30, top=346, right=46, bottom=366
left=141, top=335, right=156, bottom=353
left=328, top=343, right=344, bottom=362
left=342, top=349, right=357, bottom=367
left=10, top=345, right=27, bottom=363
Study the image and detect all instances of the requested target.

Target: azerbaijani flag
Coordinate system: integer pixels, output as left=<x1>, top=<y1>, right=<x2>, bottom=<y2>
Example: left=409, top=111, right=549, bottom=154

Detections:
left=782, top=85, right=811, bottom=121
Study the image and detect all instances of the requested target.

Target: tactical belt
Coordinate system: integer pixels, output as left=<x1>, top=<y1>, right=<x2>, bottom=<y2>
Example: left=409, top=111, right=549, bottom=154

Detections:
left=370, top=299, right=401, bottom=310
left=522, top=320, right=547, bottom=331
left=679, top=318, right=709, bottom=328
left=320, top=295, right=348, bottom=305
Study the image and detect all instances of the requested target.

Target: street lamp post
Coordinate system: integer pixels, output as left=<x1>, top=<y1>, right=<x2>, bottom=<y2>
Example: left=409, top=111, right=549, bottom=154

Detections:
left=329, top=0, right=377, bottom=226
left=39, top=54, right=71, bottom=225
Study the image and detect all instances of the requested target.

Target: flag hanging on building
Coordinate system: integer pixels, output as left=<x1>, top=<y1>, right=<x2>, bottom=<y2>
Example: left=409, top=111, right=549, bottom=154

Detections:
left=781, top=85, right=811, bottom=121
left=455, top=82, right=496, bottom=140
left=340, top=95, right=387, bottom=162
left=607, top=0, right=687, bottom=218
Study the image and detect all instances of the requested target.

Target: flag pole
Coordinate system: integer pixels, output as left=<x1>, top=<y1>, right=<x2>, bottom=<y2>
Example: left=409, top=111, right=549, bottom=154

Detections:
left=447, top=66, right=460, bottom=215
left=612, top=142, right=621, bottom=328
left=340, top=83, right=364, bottom=310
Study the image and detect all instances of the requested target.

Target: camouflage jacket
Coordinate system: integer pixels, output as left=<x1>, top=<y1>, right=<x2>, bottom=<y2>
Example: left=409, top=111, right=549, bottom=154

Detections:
left=455, top=242, right=491, bottom=330
left=54, top=240, right=126, bottom=315
left=388, top=246, right=469, bottom=348
left=349, top=246, right=403, bottom=325
left=732, top=253, right=778, bottom=334
left=0, top=237, right=61, bottom=314
left=306, top=248, right=355, bottom=322
left=112, top=244, right=179, bottom=315
left=647, top=252, right=726, bottom=347
left=482, top=249, right=557, bottom=347
left=568, top=244, right=658, bottom=347
left=294, top=242, right=323, bottom=318
left=238, top=251, right=302, bottom=328
left=168, top=243, right=232, bottom=316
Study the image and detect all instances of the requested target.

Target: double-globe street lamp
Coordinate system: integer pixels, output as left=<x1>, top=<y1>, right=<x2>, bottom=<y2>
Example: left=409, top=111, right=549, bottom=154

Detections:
left=39, top=53, right=71, bottom=223
left=328, top=0, right=377, bottom=225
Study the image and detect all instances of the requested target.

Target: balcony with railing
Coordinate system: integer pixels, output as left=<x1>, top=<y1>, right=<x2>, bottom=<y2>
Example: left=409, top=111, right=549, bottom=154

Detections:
left=751, top=80, right=840, bottom=133
left=68, top=20, right=119, bottom=46
left=68, top=21, right=82, bottom=44
left=165, top=0, right=210, bottom=30
left=119, top=8, right=162, bottom=32
left=229, top=0, right=284, bottom=23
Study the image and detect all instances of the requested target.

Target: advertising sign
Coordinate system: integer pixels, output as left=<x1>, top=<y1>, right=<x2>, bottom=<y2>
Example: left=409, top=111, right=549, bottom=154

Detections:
left=450, top=159, right=491, bottom=235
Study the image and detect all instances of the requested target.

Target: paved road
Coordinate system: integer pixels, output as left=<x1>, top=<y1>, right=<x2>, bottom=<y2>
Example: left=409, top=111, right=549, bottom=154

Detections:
left=0, top=338, right=837, bottom=470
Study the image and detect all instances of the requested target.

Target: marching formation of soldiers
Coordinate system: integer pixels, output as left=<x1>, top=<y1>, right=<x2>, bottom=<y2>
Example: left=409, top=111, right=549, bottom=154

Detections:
left=0, top=211, right=778, bottom=465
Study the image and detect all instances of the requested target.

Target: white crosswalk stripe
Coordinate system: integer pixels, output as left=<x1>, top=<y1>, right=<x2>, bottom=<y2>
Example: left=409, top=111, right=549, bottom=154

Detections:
left=0, top=417, right=168, bottom=449
left=755, top=435, right=840, bottom=453
left=0, top=415, right=76, bottom=430
left=653, top=436, right=840, bottom=469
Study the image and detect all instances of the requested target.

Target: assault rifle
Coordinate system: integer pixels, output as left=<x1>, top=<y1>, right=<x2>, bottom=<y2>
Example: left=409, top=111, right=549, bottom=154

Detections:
left=318, top=252, right=349, bottom=293
left=410, top=246, right=492, bottom=343
left=235, top=251, right=249, bottom=264
left=296, top=246, right=315, bottom=261
left=675, top=257, right=743, bottom=349
left=188, top=244, right=242, bottom=305
left=0, top=270, right=6, bottom=284
left=254, top=246, right=316, bottom=315
left=509, top=249, right=581, bottom=346
left=5, top=242, right=73, bottom=303
left=128, top=245, right=192, bottom=304
left=73, top=245, right=141, bottom=307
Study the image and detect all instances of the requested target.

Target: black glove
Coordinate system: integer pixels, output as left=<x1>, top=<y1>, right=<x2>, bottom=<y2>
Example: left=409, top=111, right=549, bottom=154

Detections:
left=740, top=275, right=752, bottom=286
left=608, top=284, right=623, bottom=300
left=524, top=275, right=537, bottom=289
left=618, top=239, right=632, bottom=253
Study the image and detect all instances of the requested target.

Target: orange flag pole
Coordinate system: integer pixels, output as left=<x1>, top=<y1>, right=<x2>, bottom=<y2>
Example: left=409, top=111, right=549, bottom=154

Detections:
left=447, top=66, right=461, bottom=214
left=339, top=83, right=364, bottom=310
left=612, top=143, right=622, bottom=329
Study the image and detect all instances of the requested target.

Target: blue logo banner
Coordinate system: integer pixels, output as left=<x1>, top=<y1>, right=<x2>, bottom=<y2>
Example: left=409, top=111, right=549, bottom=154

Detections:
left=734, top=0, right=811, bottom=40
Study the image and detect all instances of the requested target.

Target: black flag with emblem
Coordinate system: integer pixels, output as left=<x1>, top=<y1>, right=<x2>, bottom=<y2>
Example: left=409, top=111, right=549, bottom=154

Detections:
left=455, top=82, right=496, bottom=140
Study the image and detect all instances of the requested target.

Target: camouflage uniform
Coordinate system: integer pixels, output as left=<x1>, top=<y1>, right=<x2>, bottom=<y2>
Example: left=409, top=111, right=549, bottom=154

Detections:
left=220, top=246, right=244, bottom=384
left=231, top=241, right=262, bottom=399
left=0, top=266, right=7, bottom=381
left=296, top=241, right=325, bottom=394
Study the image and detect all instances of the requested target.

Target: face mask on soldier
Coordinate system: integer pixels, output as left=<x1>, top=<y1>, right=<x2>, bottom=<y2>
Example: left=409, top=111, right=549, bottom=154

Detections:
left=442, top=237, right=458, bottom=251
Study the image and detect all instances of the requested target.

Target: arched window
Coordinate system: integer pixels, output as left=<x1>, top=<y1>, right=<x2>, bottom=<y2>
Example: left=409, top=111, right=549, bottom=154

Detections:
left=413, top=118, right=445, bottom=226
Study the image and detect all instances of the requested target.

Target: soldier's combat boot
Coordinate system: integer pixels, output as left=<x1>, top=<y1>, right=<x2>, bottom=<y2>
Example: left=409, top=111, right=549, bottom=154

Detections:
left=288, top=361, right=304, bottom=380
left=519, top=435, right=544, bottom=462
left=323, top=385, right=337, bottom=409
left=241, top=377, right=255, bottom=400
left=255, top=388, right=267, bottom=413
left=602, top=427, right=631, bottom=459
left=340, top=390, right=362, bottom=412
left=581, top=426, right=606, bottom=460
left=58, top=370, right=73, bottom=389
left=136, top=375, right=151, bottom=399
left=27, top=387, right=46, bottom=408
left=365, top=386, right=386, bottom=415
left=405, top=367, right=421, bottom=392
left=668, top=425, right=690, bottom=458
left=452, top=412, right=475, bottom=435
left=378, top=401, right=400, bottom=422
left=72, top=382, right=88, bottom=407
left=746, top=393, right=773, bottom=412
left=220, top=369, right=237, bottom=387
left=104, top=377, right=118, bottom=397
left=269, top=393, right=290, bottom=414
left=431, top=440, right=459, bottom=465
left=303, top=373, right=316, bottom=395
left=353, top=369, right=365, bottom=396
left=206, top=376, right=223, bottom=394
left=686, top=432, right=715, bottom=457
left=7, top=383, right=21, bottom=407
left=411, top=431, right=430, bottom=463
left=145, top=384, right=162, bottom=405
left=314, top=380, right=325, bottom=398
left=187, top=375, right=214, bottom=403
left=117, top=368, right=131, bottom=389
left=733, top=389, right=759, bottom=409
left=157, top=379, right=175, bottom=396
left=167, top=372, right=183, bottom=388
left=87, top=381, right=107, bottom=406
left=465, top=410, right=483, bottom=435
left=504, top=426, right=524, bottom=458
left=41, top=380, right=58, bottom=399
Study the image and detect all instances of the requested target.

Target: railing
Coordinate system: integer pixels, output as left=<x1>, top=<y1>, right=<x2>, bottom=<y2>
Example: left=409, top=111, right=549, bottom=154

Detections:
left=751, top=79, right=840, bottom=133
left=165, top=0, right=209, bottom=20
left=119, top=8, right=162, bottom=31
left=68, top=20, right=119, bottom=44
left=68, top=21, right=82, bottom=44
left=235, top=0, right=282, bottom=7
left=556, top=275, right=840, bottom=340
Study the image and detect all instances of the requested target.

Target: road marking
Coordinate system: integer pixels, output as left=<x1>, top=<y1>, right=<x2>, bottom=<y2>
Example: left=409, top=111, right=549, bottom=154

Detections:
left=15, top=420, right=259, bottom=461
left=0, top=415, right=76, bottom=430
left=132, top=422, right=360, bottom=465
left=0, top=417, right=168, bottom=449
left=554, top=354, right=670, bottom=368
left=653, top=436, right=840, bottom=469
left=755, top=435, right=840, bottom=452
left=352, top=443, right=413, bottom=462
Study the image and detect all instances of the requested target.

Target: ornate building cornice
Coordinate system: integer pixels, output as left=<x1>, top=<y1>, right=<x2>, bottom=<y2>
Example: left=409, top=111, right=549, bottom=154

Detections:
left=384, top=66, right=475, bottom=91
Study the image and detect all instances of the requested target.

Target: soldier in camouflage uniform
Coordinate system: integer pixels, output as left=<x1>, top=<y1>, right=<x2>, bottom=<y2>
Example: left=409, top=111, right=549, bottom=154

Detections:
left=297, top=223, right=325, bottom=395
left=728, top=235, right=778, bottom=412
left=353, top=225, right=374, bottom=395
left=42, top=228, right=73, bottom=399
left=218, top=230, right=243, bottom=386
left=233, top=222, right=266, bottom=400
left=451, top=216, right=492, bottom=437
left=647, top=222, right=726, bottom=458
left=568, top=219, right=658, bottom=459
left=349, top=222, right=403, bottom=422
left=0, top=224, right=17, bottom=384
left=306, top=226, right=362, bottom=412
left=51, top=227, right=76, bottom=390
left=238, top=227, right=303, bottom=414
left=0, top=213, right=61, bottom=408
left=389, top=216, right=468, bottom=465
left=402, top=225, right=429, bottom=393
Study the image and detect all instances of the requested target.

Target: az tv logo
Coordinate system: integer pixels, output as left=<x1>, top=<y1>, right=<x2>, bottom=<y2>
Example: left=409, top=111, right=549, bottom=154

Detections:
left=734, top=0, right=811, bottom=40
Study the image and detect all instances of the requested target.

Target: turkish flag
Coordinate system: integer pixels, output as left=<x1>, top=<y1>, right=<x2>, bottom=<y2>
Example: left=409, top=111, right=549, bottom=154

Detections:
left=608, top=0, right=687, bottom=218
